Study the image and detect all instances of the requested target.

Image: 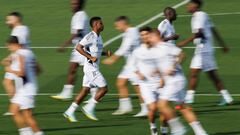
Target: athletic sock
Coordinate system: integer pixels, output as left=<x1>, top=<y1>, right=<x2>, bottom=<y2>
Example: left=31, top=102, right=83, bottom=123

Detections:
left=65, top=102, right=78, bottom=114
left=185, top=90, right=195, bottom=102
left=119, top=98, right=132, bottom=110
left=190, top=121, right=207, bottom=135
left=61, top=84, right=74, bottom=96
left=167, top=118, right=185, bottom=133
left=34, top=131, right=45, bottom=135
left=84, top=99, right=98, bottom=112
left=140, top=103, right=148, bottom=113
left=19, top=127, right=33, bottom=135
left=220, top=89, right=233, bottom=103
left=160, top=126, right=168, bottom=134
left=149, top=122, right=156, bottom=129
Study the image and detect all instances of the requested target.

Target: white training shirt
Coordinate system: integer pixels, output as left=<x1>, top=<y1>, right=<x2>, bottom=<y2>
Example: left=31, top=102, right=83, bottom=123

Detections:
left=79, top=31, right=103, bottom=71
left=132, top=44, right=161, bottom=84
left=191, top=11, right=214, bottom=54
left=71, top=11, right=89, bottom=45
left=11, top=25, right=30, bottom=48
left=158, top=19, right=176, bottom=44
left=114, top=27, right=141, bottom=59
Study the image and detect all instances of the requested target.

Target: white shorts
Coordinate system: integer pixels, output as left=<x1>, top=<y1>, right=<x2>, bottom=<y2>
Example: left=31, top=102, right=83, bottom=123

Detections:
left=4, top=72, right=23, bottom=90
left=11, top=84, right=37, bottom=110
left=70, top=50, right=86, bottom=66
left=190, top=52, right=217, bottom=72
left=82, top=70, right=107, bottom=88
left=118, top=65, right=139, bottom=85
left=139, top=83, right=161, bottom=105
left=159, top=79, right=186, bottom=103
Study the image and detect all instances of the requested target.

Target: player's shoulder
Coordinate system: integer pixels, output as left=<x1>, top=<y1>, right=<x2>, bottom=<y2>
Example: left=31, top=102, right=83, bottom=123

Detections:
left=132, top=45, right=145, bottom=55
left=17, top=49, right=34, bottom=56
left=75, top=11, right=87, bottom=17
left=13, top=25, right=29, bottom=32
left=194, top=11, right=208, bottom=18
left=84, top=31, right=96, bottom=40
left=127, top=27, right=139, bottom=33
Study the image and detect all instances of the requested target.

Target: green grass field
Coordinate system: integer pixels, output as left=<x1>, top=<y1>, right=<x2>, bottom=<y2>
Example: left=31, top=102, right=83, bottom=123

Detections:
left=1, top=0, right=240, bottom=134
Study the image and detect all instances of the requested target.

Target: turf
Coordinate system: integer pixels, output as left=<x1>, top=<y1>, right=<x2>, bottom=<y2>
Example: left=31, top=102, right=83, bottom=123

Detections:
left=0, top=0, right=240, bottom=134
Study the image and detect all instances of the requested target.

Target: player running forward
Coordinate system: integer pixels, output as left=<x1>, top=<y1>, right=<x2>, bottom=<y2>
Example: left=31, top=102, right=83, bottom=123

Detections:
left=178, top=0, right=233, bottom=105
left=158, top=7, right=179, bottom=44
left=64, top=17, right=108, bottom=122
left=132, top=27, right=168, bottom=135
left=149, top=30, right=208, bottom=135
left=5, top=36, right=44, bottom=135
left=102, top=16, right=148, bottom=117
left=52, top=0, right=99, bottom=100
left=2, top=12, right=30, bottom=116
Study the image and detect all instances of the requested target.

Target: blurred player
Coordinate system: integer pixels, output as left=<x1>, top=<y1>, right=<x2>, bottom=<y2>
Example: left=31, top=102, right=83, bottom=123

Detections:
left=52, top=0, right=98, bottom=100
left=64, top=17, right=109, bottom=122
left=2, top=12, right=30, bottom=116
left=103, top=16, right=148, bottom=117
left=132, top=27, right=168, bottom=135
left=158, top=7, right=179, bottom=44
left=149, top=30, right=208, bottom=135
left=178, top=0, right=233, bottom=105
left=5, top=36, right=44, bottom=135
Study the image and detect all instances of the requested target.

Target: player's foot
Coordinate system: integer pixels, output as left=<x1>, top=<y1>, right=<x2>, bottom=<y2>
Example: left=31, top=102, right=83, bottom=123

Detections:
left=150, top=128, right=158, bottom=135
left=63, top=112, right=78, bottom=122
left=171, top=128, right=187, bottom=135
left=3, top=112, right=13, bottom=116
left=51, top=94, right=72, bottom=100
left=218, top=99, right=233, bottom=106
left=112, top=109, right=132, bottom=115
left=133, top=110, right=148, bottom=117
left=81, top=106, right=98, bottom=121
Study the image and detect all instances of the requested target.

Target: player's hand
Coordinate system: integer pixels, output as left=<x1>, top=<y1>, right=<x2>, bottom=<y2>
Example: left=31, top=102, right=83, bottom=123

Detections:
left=57, top=47, right=66, bottom=53
left=159, top=79, right=165, bottom=88
left=172, top=34, right=180, bottom=40
left=90, top=57, right=98, bottom=62
left=222, top=46, right=230, bottom=53
left=166, top=68, right=176, bottom=76
left=102, top=58, right=114, bottom=65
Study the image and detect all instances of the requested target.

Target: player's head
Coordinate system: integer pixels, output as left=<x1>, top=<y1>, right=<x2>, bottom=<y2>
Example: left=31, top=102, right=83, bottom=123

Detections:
left=187, top=0, right=203, bottom=13
left=139, top=26, right=152, bottom=44
left=164, top=7, right=177, bottom=21
left=6, top=12, right=23, bottom=28
left=6, top=36, right=21, bottom=52
left=148, top=29, right=162, bottom=45
left=114, top=16, right=130, bottom=32
left=90, top=16, right=104, bottom=32
left=71, top=0, right=85, bottom=12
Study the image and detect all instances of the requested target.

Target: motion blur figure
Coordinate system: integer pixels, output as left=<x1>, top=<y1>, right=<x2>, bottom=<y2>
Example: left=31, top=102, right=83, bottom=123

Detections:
left=5, top=36, right=44, bottom=135
left=178, top=0, right=233, bottom=105
left=2, top=12, right=30, bottom=116
left=158, top=7, right=179, bottom=44
left=103, top=16, right=148, bottom=117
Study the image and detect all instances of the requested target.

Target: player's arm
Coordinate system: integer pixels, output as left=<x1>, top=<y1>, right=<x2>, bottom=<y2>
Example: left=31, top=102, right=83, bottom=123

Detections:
left=35, top=62, right=43, bottom=75
left=177, top=29, right=205, bottom=47
left=76, top=44, right=97, bottom=62
left=1, top=55, right=12, bottom=66
left=211, top=27, right=229, bottom=53
left=163, top=34, right=180, bottom=42
left=5, top=55, right=25, bottom=77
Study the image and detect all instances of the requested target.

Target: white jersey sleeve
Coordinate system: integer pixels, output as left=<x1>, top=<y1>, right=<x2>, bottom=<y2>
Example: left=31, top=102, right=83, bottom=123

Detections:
left=192, top=12, right=214, bottom=33
left=11, top=26, right=30, bottom=47
left=71, top=11, right=88, bottom=34
left=79, top=32, right=93, bottom=47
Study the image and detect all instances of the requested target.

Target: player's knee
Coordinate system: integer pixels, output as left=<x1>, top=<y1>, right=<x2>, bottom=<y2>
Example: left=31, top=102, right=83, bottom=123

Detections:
left=116, top=80, right=126, bottom=88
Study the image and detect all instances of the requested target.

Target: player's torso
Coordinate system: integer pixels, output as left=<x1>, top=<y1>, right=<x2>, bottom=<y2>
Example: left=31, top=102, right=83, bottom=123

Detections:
left=158, top=19, right=176, bottom=44
left=11, top=25, right=30, bottom=48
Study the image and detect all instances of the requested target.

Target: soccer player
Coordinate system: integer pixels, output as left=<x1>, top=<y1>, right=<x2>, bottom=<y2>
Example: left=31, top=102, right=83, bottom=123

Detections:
left=5, top=36, right=44, bottom=135
left=149, top=30, right=208, bottom=135
left=2, top=12, right=30, bottom=116
left=52, top=0, right=98, bottom=100
left=102, top=16, right=148, bottom=117
left=132, top=27, right=168, bottom=135
left=64, top=17, right=108, bottom=122
left=178, top=0, right=233, bottom=105
left=158, top=7, right=179, bottom=44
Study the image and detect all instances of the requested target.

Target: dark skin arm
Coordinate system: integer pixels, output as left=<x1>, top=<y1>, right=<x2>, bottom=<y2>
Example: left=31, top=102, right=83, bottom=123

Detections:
left=163, top=34, right=180, bottom=42
left=211, top=27, right=229, bottom=53
left=76, top=44, right=97, bottom=62
left=177, top=29, right=205, bottom=47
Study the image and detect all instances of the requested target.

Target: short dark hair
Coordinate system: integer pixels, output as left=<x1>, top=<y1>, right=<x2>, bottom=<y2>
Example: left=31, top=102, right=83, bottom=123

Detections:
left=77, top=0, right=86, bottom=10
left=190, top=0, right=203, bottom=8
left=164, top=7, right=175, bottom=15
left=139, top=26, right=152, bottom=32
left=115, top=16, right=130, bottom=23
left=89, top=16, right=102, bottom=27
left=7, top=36, right=19, bottom=44
left=8, top=12, right=23, bottom=20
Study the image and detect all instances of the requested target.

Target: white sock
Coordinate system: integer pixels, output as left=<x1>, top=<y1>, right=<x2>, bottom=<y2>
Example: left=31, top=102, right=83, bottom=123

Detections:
left=61, top=84, right=74, bottom=96
left=34, top=131, right=44, bottom=135
left=220, top=89, right=233, bottom=103
left=119, top=98, right=132, bottom=110
left=19, top=127, right=33, bottom=135
left=168, top=118, right=185, bottom=133
left=140, top=103, right=148, bottom=113
left=150, top=122, right=156, bottom=129
left=185, top=90, right=195, bottom=101
left=190, top=121, right=207, bottom=135
left=90, top=88, right=98, bottom=98
left=160, top=126, right=168, bottom=134
left=84, top=99, right=98, bottom=112
left=65, top=102, right=78, bottom=114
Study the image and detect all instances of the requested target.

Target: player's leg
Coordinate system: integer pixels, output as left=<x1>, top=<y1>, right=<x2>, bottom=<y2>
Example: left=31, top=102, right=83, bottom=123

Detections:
left=133, top=85, right=148, bottom=117
left=3, top=78, right=15, bottom=98
left=207, top=70, right=233, bottom=105
left=178, top=104, right=208, bottom=135
left=22, top=109, right=44, bottom=135
left=52, top=62, right=79, bottom=100
left=185, top=68, right=201, bottom=104
left=112, top=78, right=132, bottom=115
left=148, top=102, right=158, bottom=135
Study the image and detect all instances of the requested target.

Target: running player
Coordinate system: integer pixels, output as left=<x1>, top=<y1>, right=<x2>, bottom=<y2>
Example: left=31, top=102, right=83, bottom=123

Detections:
left=132, top=27, right=168, bottom=135
left=102, top=16, right=148, bottom=117
left=149, top=30, right=208, bottom=135
left=178, top=0, right=233, bottom=105
left=51, top=0, right=98, bottom=100
left=158, top=7, right=179, bottom=44
left=64, top=17, right=109, bottom=122
left=2, top=12, right=30, bottom=116
left=5, top=36, right=44, bottom=135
